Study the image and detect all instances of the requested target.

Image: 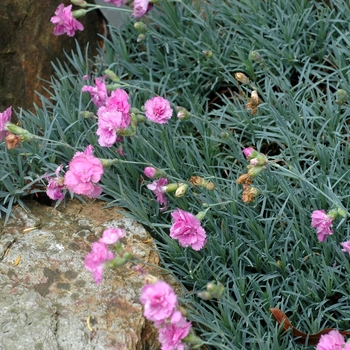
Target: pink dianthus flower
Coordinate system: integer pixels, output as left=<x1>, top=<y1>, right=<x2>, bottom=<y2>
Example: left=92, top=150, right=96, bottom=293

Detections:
left=316, top=330, right=346, bottom=350
left=139, top=281, right=178, bottom=326
left=84, top=242, right=114, bottom=284
left=133, top=0, right=153, bottom=17
left=170, top=209, right=207, bottom=251
left=64, top=145, right=104, bottom=198
left=144, top=97, right=173, bottom=124
left=243, top=147, right=255, bottom=159
left=341, top=240, right=350, bottom=255
left=82, top=77, right=108, bottom=107
left=46, top=165, right=66, bottom=200
left=311, top=209, right=334, bottom=242
left=99, top=228, right=125, bottom=244
left=96, top=89, right=131, bottom=147
left=103, top=0, right=127, bottom=6
left=158, top=316, right=192, bottom=350
left=147, top=178, right=168, bottom=210
left=0, top=106, right=12, bottom=141
left=50, top=4, right=84, bottom=37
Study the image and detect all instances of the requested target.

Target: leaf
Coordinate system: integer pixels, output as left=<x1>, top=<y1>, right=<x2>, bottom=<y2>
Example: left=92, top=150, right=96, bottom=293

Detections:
left=270, top=308, right=350, bottom=345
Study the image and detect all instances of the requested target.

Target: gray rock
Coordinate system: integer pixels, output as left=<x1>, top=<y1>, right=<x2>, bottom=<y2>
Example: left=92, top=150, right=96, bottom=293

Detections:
left=0, top=199, right=164, bottom=350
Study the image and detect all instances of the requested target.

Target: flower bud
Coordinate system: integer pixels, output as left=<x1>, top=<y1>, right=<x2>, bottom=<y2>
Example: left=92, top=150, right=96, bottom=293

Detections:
left=243, top=147, right=257, bottom=159
left=104, top=69, right=119, bottom=82
left=175, top=183, right=189, bottom=197
left=144, top=167, right=157, bottom=178
left=219, top=131, right=229, bottom=139
left=72, top=9, right=87, bottom=18
left=337, top=208, right=347, bottom=218
left=249, top=51, right=262, bottom=63
left=164, top=183, right=179, bottom=193
left=189, top=176, right=215, bottom=190
left=130, top=107, right=140, bottom=114
left=234, top=72, right=250, bottom=85
left=79, top=111, right=95, bottom=118
left=207, top=282, right=225, bottom=299
left=134, top=22, right=148, bottom=32
left=197, top=291, right=212, bottom=300
left=202, top=50, right=213, bottom=58
left=71, top=0, right=87, bottom=7
left=195, top=211, right=207, bottom=221
left=176, top=106, right=191, bottom=121
left=336, top=89, right=348, bottom=105
left=247, top=166, right=265, bottom=177
left=327, top=208, right=339, bottom=220
left=144, top=274, right=158, bottom=285
left=122, top=252, right=133, bottom=261
left=137, top=34, right=146, bottom=42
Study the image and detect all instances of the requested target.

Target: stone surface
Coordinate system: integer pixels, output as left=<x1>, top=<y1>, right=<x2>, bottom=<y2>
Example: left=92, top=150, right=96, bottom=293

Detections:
left=0, top=199, right=165, bottom=350
left=0, top=0, right=103, bottom=113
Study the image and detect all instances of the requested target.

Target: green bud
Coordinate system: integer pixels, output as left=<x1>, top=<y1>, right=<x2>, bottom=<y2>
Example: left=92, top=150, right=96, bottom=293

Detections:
left=79, top=111, right=95, bottom=118
left=72, top=9, right=87, bottom=18
left=122, top=252, right=133, bottom=261
left=130, top=107, right=140, bottom=114
left=175, top=183, right=189, bottom=197
left=195, top=211, right=207, bottom=221
left=336, top=89, right=348, bottom=105
left=134, top=22, right=148, bottom=33
left=219, top=131, right=230, bottom=139
left=327, top=209, right=339, bottom=220
left=71, top=0, right=88, bottom=7
left=137, top=34, right=146, bottom=43
left=337, top=208, right=347, bottom=218
left=104, top=69, right=119, bottom=82
left=202, top=50, right=213, bottom=58
left=249, top=51, right=262, bottom=62
left=197, top=291, right=212, bottom=300
left=164, top=183, right=179, bottom=193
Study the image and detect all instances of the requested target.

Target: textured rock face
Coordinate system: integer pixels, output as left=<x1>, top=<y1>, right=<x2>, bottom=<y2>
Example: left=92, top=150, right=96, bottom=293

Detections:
left=0, top=0, right=102, bottom=112
left=0, top=199, right=163, bottom=350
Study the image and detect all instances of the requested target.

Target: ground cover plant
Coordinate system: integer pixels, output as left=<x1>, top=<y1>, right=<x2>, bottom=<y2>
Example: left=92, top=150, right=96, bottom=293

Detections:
left=1, top=0, right=350, bottom=348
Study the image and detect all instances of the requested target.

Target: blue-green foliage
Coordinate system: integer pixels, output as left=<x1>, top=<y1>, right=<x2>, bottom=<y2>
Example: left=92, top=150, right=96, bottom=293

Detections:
left=1, top=0, right=350, bottom=348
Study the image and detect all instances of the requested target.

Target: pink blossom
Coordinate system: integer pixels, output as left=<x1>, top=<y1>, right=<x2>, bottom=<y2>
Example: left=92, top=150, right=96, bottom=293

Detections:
left=103, top=0, right=127, bottom=6
left=311, top=210, right=334, bottom=242
left=133, top=0, right=153, bottom=17
left=96, top=89, right=131, bottom=147
left=0, top=106, right=12, bottom=140
left=139, top=281, right=178, bottom=325
left=46, top=165, right=65, bottom=200
left=50, top=4, right=84, bottom=37
left=99, top=228, right=125, bottom=244
left=82, top=77, right=108, bottom=107
left=144, top=97, right=173, bottom=124
left=84, top=242, right=114, bottom=284
left=316, top=330, right=346, bottom=350
left=147, top=178, right=168, bottom=210
left=341, top=240, right=350, bottom=255
left=64, top=145, right=104, bottom=198
left=158, top=316, right=192, bottom=350
left=170, top=209, right=207, bottom=251
left=243, top=147, right=255, bottom=158
left=144, top=167, right=157, bottom=178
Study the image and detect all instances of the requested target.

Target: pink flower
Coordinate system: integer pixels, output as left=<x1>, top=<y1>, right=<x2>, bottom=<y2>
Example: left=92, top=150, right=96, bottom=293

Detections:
left=0, top=106, right=12, bottom=140
left=99, top=228, right=125, bottom=244
left=243, top=147, right=255, bottom=159
left=341, top=240, right=350, bottom=255
left=140, top=281, right=178, bottom=325
left=84, top=242, right=114, bottom=284
left=144, top=167, right=157, bottom=178
left=103, top=0, right=127, bottom=6
left=311, top=210, right=334, bottom=242
left=46, top=165, right=65, bottom=200
left=147, top=178, right=168, bottom=210
left=316, top=330, right=346, bottom=350
left=64, top=145, right=104, bottom=198
left=158, top=316, right=192, bottom=350
left=144, top=97, right=173, bottom=124
left=133, top=0, right=153, bottom=17
left=82, top=77, right=108, bottom=107
left=170, top=209, right=207, bottom=251
left=50, top=4, right=84, bottom=37
left=96, top=89, right=131, bottom=147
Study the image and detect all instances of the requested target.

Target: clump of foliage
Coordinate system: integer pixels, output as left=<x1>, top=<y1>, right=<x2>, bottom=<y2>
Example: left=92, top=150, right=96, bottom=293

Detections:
left=2, top=0, right=350, bottom=348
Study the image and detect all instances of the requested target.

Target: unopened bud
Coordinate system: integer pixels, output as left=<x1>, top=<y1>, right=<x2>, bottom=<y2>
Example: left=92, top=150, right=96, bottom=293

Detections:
left=175, top=183, right=189, bottom=197
left=337, top=208, right=347, bottom=218
left=79, top=111, right=95, bottom=118
left=144, top=274, right=158, bottom=285
left=176, top=106, right=191, bottom=121
left=195, top=211, right=206, bottom=221
left=197, top=291, right=211, bottom=300
left=72, top=9, right=87, bottom=18
left=71, top=0, right=87, bottom=6
left=249, top=51, right=262, bottom=63
left=202, top=50, right=213, bottom=58
left=122, top=252, right=133, bottom=261
left=134, top=22, right=148, bottom=32
left=336, top=89, right=348, bottom=105
left=164, top=183, right=179, bottom=193
left=104, top=69, right=119, bottom=82
left=137, top=34, right=146, bottom=42
left=219, top=131, right=229, bottom=139
left=207, top=282, right=225, bottom=299
left=234, top=72, right=250, bottom=85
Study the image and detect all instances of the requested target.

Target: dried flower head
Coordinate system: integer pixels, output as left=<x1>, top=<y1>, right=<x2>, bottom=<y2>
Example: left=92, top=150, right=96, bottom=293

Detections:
left=5, top=133, right=20, bottom=149
left=234, top=72, right=250, bottom=85
left=242, top=185, right=259, bottom=203
left=246, top=90, right=260, bottom=115
left=236, top=174, right=253, bottom=185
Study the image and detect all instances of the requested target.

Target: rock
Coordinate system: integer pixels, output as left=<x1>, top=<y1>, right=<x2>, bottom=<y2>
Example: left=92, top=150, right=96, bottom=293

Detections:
left=0, top=0, right=103, bottom=113
left=0, top=199, right=168, bottom=350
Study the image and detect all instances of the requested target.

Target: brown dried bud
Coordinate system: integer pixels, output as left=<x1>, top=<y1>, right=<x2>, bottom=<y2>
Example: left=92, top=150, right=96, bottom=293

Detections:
left=246, top=90, right=260, bottom=115
left=189, top=176, right=215, bottom=190
left=234, top=72, right=250, bottom=85
left=236, top=174, right=253, bottom=185
left=5, top=133, right=21, bottom=149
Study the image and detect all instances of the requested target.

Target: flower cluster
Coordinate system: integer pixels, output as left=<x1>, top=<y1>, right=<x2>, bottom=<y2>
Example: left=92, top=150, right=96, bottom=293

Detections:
left=316, top=329, right=350, bottom=350
left=85, top=227, right=126, bottom=284
left=140, top=279, right=192, bottom=350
